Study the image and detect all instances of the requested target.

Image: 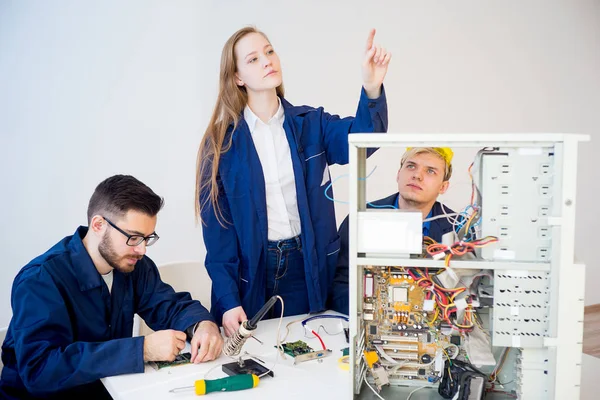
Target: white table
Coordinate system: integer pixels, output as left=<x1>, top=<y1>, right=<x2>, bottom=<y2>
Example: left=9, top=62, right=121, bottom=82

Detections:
left=102, top=312, right=351, bottom=400
left=103, top=311, right=600, bottom=400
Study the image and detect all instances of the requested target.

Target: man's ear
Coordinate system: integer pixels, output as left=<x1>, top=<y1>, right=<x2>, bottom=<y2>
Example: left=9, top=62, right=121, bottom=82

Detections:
left=89, top=215, right=106, bottom=234
left=439, top=180, right=450, bottom=195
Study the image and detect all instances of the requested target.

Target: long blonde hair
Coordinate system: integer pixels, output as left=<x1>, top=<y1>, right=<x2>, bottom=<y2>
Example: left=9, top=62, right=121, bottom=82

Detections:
left=195, top=26, right=284, bottom=226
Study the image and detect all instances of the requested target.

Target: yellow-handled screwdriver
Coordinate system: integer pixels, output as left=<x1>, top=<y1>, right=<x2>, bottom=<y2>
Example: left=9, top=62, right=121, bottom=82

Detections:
left=169, top=374, right=259, bottom=395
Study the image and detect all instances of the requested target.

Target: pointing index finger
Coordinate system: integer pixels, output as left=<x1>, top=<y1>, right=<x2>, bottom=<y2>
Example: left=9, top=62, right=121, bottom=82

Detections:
left=366, top=28, right=376, bottom=51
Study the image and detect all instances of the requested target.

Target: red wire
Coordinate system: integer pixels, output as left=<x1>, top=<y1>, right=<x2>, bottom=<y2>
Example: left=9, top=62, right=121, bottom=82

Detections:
left=311, top=330, right=326, bottom=350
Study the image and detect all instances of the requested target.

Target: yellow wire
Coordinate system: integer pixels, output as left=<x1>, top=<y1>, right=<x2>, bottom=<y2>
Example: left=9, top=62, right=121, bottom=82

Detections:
left=431, top=307, right=439, bottom=324
left=453, top=321, right=475, bottom=329
left=463, top=212, right=477, bottom=235
left=417, top=276, right=464, bottom=294
left=442, top=347, right=451, bottom=361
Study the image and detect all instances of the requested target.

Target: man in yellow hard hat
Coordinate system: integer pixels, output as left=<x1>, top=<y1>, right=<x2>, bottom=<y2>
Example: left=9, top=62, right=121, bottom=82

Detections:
left=330, top=147, right=457, bottom=314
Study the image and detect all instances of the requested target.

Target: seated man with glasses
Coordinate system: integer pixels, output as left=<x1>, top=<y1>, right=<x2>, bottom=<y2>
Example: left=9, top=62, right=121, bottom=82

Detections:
left=0, top=175, right=223, bottom=400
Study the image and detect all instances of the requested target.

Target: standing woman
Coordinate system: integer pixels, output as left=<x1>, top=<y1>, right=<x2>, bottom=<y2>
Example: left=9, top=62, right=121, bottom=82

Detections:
left=196, top=26, right=390, bottom=336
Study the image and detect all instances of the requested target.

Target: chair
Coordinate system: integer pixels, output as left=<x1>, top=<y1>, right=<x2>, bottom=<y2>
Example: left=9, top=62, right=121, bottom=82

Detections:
left=134, top=261, right=212, bottom=336
left=156, top=261, right=212, bottom=309
left=0, top=326, right=7, bottom=374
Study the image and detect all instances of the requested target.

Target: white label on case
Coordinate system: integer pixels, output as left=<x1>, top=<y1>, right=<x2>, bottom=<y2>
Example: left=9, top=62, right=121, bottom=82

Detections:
left=512, top=335, right=521, bottom=347
left=518, top=147, right=543, bottom=155
left=494, top=250, right=516, bottom=260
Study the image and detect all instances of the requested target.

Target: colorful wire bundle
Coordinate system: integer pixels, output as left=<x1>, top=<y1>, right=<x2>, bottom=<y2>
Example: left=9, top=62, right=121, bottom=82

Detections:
left=426, top=236, right=499, bottom=258
left=407, top=268, right=475, bottom=332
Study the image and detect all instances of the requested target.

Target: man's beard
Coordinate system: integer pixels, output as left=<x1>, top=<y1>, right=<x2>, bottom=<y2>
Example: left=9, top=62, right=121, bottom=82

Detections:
left=98, top=233, right=140, bottom=274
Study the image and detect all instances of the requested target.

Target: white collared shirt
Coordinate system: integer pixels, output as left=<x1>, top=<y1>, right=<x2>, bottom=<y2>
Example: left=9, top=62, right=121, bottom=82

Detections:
left=244, top=99, right=301, bottom=240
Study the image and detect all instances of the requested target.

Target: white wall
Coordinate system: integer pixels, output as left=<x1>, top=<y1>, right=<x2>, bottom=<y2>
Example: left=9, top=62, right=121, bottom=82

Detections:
left=1, top=0, right=599, bottom=328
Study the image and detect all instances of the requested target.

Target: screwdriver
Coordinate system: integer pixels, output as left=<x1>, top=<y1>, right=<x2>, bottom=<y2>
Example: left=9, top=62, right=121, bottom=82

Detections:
left=169, top=374, right=259, bottom=395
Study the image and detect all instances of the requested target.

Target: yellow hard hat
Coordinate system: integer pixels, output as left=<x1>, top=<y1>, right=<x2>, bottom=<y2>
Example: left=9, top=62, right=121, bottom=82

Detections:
left=406, top=147, right=454, bottom=165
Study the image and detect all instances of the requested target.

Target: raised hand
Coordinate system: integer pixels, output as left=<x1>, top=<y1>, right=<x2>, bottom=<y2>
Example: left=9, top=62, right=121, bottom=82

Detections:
left=362, top=29, right=391, bottom=99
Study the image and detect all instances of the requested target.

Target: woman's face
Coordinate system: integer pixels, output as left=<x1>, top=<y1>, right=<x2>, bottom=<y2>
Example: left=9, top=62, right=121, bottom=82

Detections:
left=234, top=32, right=282, bottom=94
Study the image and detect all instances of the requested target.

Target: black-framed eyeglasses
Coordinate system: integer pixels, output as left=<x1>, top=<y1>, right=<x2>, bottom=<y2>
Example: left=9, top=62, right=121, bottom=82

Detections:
left=103, top=216, right=160, bottom=247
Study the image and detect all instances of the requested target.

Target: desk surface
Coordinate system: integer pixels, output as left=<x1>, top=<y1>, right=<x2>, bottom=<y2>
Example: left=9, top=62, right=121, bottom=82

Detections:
left=102, top=312, right=351, bottom=400
left=103, top=312, right=600, bottom=400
